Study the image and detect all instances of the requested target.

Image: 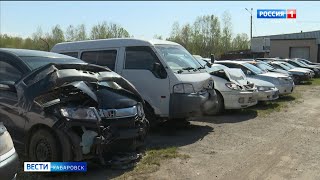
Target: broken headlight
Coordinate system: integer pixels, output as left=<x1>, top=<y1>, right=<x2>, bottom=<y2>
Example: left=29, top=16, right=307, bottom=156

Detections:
left=60, top=107, right=98, bottom=120
left=225, top=83, right=242, bottom=90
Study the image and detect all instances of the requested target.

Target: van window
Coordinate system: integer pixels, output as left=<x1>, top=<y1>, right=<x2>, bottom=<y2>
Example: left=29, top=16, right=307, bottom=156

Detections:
left=81, top=50, right=117, bottom=70
left=61, top=52, right=78, bottom=58
left=125, top=46, right=159, bottom=70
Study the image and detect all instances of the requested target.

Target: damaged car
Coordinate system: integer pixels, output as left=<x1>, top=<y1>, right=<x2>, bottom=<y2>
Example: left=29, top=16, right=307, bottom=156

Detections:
left=195, top=58, right=258, bottom=114
left=216, top=60, right=294, bottom=96
left=0, top=48, right=148, bottom=165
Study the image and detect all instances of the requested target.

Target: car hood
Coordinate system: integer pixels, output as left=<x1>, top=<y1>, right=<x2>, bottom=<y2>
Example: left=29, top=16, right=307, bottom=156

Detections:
left=290, top=68, right=313, bottom=73
left=259, top=72, right=288, bottom=78
left=224, top=68, right=248, bottom=86
left=246, top=77, right=275, bottom=87
left=271, top=69, right=290, bottom=75
left=15, top=63, right=143, bottom=111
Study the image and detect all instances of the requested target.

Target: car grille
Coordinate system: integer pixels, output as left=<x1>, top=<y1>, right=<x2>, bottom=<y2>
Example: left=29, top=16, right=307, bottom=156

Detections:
left=100, top=116, right=138, bottom=129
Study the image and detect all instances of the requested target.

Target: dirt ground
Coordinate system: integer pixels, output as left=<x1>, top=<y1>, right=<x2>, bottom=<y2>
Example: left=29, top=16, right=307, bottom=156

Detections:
left=17, top=84, right=320, bottom=180
left=149, top=85, right=320, bottom=180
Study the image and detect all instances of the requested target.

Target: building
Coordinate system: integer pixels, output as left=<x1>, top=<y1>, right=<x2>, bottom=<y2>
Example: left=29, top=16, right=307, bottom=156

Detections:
left=251, top=30, right=320, bottom=62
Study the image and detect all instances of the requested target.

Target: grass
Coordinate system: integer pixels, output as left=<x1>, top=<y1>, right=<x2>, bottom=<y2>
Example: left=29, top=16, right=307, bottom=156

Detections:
left=116, top=147, right=189, bottom=179
left=310, top=78, right=320, bottom=86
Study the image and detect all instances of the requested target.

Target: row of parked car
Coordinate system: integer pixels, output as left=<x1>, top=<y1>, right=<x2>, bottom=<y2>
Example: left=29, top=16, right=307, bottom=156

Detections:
left=0, top=38, right=319, bottom=179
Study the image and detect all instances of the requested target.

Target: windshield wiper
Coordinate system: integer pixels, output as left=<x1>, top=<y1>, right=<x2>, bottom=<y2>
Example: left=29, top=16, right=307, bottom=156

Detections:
left=182, top=67, right=198, bottom=72
left=197, top=66, right=205, bottom=70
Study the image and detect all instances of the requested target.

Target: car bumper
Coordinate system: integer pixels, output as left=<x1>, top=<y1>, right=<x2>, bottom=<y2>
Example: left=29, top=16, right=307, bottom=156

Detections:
left=169, top=90, right=217, bottom=118
left=0, top=149, right=19, bottom=180
left=222, top=91, right=258, bottom=109
left=257, top=89, right=279, bottom=101
left=293, top=74, right=311, bottom=82
left=276, top=84, right=295, bottom=95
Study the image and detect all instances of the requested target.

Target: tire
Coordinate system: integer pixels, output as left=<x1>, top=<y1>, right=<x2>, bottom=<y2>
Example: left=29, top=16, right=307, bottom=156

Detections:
left=205, top=91, right=224, bottom=116
left=28, top=129, right=61, bottom=162
left=144, top=104, right=158, bottom=127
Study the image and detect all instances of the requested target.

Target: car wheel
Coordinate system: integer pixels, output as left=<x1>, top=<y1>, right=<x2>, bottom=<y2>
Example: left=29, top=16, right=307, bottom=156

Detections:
left=29, top=129, right=61, bottom=162
left=205, top=91, right=224, bottom=116
left=145, top=104, right=158, bottom=127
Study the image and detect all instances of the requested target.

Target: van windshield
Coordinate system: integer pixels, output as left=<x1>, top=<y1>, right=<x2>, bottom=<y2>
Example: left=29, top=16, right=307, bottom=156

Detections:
left=155, top=45, right=203, bottom=73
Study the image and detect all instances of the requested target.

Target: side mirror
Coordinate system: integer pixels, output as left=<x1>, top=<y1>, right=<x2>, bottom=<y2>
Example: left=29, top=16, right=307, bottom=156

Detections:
left=206, top=61, right=212, bottom=68
left=152, top=62, right=167, bottom=79
left=0, top=81, right=16, bottom=92
left=210, top=54, right=215, bottom=63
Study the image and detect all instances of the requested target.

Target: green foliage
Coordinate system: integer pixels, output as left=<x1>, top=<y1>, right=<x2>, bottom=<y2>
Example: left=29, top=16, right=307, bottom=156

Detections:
left=0, top=22, right=130, bottom=51
left=167, top=12, right=250, bottom=58
left=0, top=13, right=248, bottom=55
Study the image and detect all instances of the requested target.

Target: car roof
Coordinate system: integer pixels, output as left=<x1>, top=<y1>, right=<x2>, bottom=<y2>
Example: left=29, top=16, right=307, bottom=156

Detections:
left=216, top=60, right=248, bottom=64
left=0, top=48, right=76, bottom=59
left=51, top=38, right=180, bottom=52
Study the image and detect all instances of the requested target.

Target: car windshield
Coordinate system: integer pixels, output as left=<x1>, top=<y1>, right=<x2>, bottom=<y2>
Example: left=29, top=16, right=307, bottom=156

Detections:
left=155, top=45, right=203, bottom=73
left=277, top=63, right=291, bottom=70
left=283, top=62, right=297, bottom=68
left=297, top=60, right=309, bottom=66
left=258, top=62, right=275, bottom=70
left=291, top=60, right=306, bottom=67
left=20, top=56, right=86, bottom=70
left=242, top=62, right=264, bottom=74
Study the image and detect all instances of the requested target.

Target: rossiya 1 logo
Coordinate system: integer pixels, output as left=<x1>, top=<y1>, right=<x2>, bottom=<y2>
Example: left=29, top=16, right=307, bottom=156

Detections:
left=257, top=9, right=296, bottom=19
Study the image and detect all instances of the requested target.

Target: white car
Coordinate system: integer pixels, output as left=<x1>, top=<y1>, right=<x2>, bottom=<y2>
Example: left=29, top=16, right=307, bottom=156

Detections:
left=196, top=58, right=258, bottom=115
left=217, top=60, right=295, bottom=95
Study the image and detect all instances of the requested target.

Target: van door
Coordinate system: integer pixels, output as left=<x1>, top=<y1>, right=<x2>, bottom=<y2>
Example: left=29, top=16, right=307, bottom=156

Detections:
left=120, top=46, right=170, bottom=117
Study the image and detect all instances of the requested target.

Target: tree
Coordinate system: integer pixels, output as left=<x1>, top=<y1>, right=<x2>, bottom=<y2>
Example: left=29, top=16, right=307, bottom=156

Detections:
left=153, top=34, right=163, bottom=40
left=232, top=33, right=250, bottom=50
left=221, top=11, right=232, bottom=53
left=90, top=21, right=130, bottom=40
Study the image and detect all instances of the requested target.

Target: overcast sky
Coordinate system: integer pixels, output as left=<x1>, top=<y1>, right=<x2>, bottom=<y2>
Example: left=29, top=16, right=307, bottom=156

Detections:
left=1, top=1, right=320, bottom=39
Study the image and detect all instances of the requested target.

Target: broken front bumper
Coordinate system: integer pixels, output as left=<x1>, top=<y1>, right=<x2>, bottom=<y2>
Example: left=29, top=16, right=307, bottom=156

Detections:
left=169, top=90, right=217, bottom=119
left=222, top=91, right=258, bottom=109
left=56, top=115, right=148, bottom=163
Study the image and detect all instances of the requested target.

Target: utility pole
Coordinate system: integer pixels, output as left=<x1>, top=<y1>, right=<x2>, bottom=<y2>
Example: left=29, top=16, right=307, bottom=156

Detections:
left=245, top=8, right=253, bottom=40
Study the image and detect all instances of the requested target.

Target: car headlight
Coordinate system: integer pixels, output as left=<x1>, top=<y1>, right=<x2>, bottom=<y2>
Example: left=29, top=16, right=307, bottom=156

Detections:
left=257, top=86, right=271, bottom=91
left=225, top=83, right=242, bottom=90
left=173, top=83, right=195, bottom=93
left=60, top=107, right=97, bottom=120
left=137, top=103, right=145, bottom=118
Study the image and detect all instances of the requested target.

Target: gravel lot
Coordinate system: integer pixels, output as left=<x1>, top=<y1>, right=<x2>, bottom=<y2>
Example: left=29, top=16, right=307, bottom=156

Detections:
left=17, top=83, right=320, bottom=180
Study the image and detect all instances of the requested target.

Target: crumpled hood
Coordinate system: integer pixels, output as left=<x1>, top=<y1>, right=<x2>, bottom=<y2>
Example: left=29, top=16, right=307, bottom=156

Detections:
left=224, top=68, right=248, bottom=86
left=174, top=72, right=212, bottom=92
left=15, top=63, right=143, bottom=111
left=259, top=72, right=288, bottom=78
left=246, top=77, right=275, bottom=87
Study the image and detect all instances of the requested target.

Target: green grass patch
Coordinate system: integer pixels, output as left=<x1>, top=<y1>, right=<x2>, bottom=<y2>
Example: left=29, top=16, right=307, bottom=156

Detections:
left=116, top=147, right=189, bottom=179
left=310, top=78, right=320, bottom=86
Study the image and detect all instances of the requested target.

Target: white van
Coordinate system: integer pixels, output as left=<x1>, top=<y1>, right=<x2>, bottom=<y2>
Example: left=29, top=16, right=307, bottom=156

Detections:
left=51, top=39, right=217, bottom=122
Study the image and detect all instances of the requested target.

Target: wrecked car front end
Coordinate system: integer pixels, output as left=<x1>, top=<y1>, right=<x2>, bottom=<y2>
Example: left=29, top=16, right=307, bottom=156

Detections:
left=16, top=63, right=148, bottom=165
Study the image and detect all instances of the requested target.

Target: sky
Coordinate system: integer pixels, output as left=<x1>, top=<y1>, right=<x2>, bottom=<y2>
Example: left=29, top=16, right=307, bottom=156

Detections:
left=1, top=1, right=320, bottom=39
